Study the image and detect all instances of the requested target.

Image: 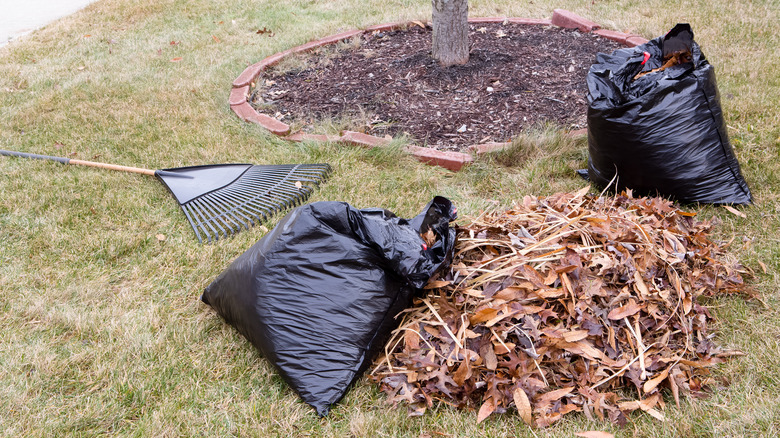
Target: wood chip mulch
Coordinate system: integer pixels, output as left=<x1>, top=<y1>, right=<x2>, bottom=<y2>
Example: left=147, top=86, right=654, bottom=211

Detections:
left=370, top=188, right=754, bottom=427
left=250, top=23, right=623, bottom=152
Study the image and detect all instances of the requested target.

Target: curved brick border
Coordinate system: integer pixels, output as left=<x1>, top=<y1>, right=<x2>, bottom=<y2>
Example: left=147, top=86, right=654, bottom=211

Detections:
left=230, top=9, right=648, bottom=171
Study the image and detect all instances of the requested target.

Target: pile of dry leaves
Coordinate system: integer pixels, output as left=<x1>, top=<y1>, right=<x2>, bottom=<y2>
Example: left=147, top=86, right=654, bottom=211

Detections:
left=371, top=188, right=753, bottom=427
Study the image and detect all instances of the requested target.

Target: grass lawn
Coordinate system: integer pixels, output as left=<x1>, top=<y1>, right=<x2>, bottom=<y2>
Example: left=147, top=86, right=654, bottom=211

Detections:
left=1, top=0, right=778, bottom=436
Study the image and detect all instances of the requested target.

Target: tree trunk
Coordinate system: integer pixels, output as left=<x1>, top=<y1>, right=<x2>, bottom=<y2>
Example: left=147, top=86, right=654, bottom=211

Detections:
left=431, top=0, right=469, bottom=67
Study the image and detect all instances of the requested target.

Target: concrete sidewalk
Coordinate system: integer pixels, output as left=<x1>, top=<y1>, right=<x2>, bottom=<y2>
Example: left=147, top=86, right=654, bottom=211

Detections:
left=0, top=0, right=98, bottom=47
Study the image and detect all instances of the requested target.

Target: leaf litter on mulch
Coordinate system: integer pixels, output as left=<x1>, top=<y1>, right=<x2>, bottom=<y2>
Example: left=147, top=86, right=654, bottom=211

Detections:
left=370, top=188, right=755, bottom=427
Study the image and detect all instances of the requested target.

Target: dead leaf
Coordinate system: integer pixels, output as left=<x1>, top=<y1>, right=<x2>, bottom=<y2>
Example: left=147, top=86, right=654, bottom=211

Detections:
left=607, top=299, right=641, bottom=320
left=476, top=397, right=496, bottom=423
left=212, top=35, right=220, bottom=43
left=424, top=280, right=451, bottom=289
left=513, top=387, right=533, bottom=425
left=669, top=367, right=681, bottom=407
left=452, top=358, right=471, bottom=386
left=156, top=234, right=166, bottom=241
left=633, top=271, right=650, bottom=296
left=170, top=57, right=183, bottom=62
left=480, top=341, right=498, bottom=370
left=495, top=29, right=507, bottom=38
left=409, top=402, right=427, bottom=416
left=562, top=330, right=590, bottom=343
left=411, top=20, right=426, bottom=28
left=470, top=307, right=499, bottom=325
left=538, top=387, right=574, bottom=404
left=421, top=229, right=436, bottom=248
left=643, top=368, right=670, bottom=394
left=723, top=205, right=747, bottom=218
left=682, top=292, right=693, bottom=315
left=404, top=329, right=420, bottom=350
left=644, top=407, right=665, bottom=421
left=575, top=432, right=615, bottom=438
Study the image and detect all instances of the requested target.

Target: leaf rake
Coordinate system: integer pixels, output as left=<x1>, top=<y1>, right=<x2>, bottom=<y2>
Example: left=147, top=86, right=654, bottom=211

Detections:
left=0, top=149, right=331, bottom=243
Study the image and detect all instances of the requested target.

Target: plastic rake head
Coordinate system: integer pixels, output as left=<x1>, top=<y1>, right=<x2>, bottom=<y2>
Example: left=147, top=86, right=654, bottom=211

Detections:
left=158, top=163, right=332, bottom=243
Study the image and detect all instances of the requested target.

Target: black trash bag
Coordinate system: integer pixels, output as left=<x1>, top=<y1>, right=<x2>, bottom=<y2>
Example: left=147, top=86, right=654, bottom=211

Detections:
left=201, top=196, right=457, bottom=416
left=585, top=23, right=752, bottom=204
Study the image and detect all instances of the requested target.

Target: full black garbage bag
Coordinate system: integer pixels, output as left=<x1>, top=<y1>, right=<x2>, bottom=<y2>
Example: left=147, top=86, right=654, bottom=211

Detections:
left=586, top=23, right=752, bottom=204
left=201, top=196, right=457, bottom=416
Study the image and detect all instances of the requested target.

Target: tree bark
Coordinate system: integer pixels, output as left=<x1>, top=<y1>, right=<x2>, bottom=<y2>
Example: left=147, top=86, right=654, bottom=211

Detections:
left=431, top=0, right=469, bottom=67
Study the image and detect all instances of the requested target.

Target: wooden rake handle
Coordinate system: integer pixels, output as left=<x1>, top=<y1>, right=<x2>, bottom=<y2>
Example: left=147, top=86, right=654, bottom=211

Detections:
left=1, top=149, right=157, bottom=176
left=68, top=158, right=157, bottom=176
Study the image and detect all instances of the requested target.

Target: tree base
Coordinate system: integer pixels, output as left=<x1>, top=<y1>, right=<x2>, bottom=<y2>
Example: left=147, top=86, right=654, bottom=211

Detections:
left=432, top=0, right=469, bottom=67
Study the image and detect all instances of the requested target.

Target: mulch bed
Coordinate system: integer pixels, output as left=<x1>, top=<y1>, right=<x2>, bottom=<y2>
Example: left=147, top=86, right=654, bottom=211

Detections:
left=249, top=22, right=624, bottom=152
left=370, top=190, right=754, bottom=426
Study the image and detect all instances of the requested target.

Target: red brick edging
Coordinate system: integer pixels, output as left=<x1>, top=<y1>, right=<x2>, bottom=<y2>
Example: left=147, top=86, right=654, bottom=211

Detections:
left=230, top=9, right=648, bottom=171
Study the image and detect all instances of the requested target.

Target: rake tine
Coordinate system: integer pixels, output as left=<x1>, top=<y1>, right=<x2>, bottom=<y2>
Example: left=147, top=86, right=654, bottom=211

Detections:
left=232, top=195, right=278, bottom=219
left=298, top=164, right=332, bottom=178
left=238, top=174, right=312, bottom=203
left=223, top=181, right=298, bottom=211
left=188, top=199, right=220, bottom=238
left=185, top=204, right=214, bottom=243
left=223, top=190, right=281, bottom=217
left=228, top=189, right=277, bottom=219
left=190, top=198, right=227, bottom=241
left=292, top=164, right=331, bottom=178
left=204, top=181, right=288, bottom=228
left=218, top=182, right=289, bottom=214
left=191, top=201, right=222, bottom=242
left=250, top=165, right=329, bottom=187
left=272, top=170, right=325, bottom=182
left=199, top=194, right=244, bottom=235
left=212, top=194, right=259, bottom=230
left=246, top=185, right=308, bottom=211
left=291, top=166, right=332, bottom=179
left=207, top=190, right=266, bottom=229
left=279, top=163, right=331, bottom=173
left=296, top=173, right=330, bottom=181
left=221, top=197, right=263, bottom=230
left=180, top=204, right=206, bottom=244
left=257, top=189, right=301, bottom=210
left=243, top=171, right=301, bottom=188
left=194, top=192, right=290, bottom=239
left=198, top=198, right=241, bottom=240
left=248, top=187, right=304, bottom=209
